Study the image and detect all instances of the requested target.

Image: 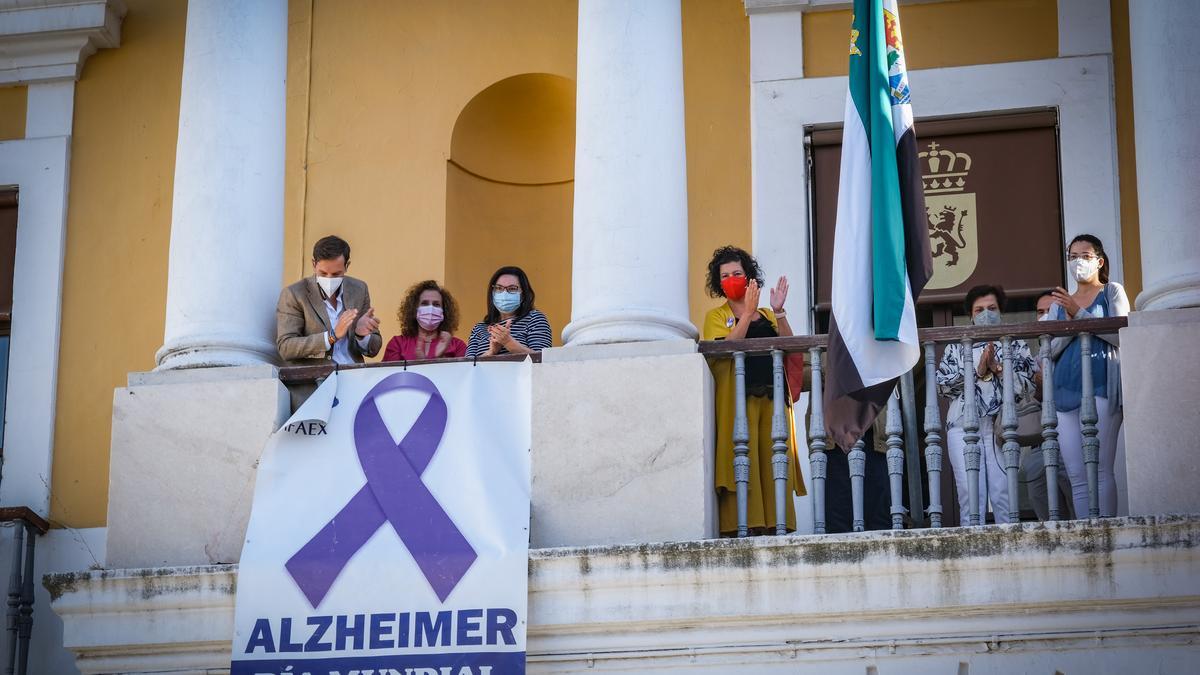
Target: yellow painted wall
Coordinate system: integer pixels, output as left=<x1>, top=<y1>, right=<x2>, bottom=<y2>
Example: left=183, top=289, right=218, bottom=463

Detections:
left=52, top=0, right=185, bottom=528
left=803, top=0, right=1059, bottom=78
left=1110, top=0, right=1141, bottom=300
left=446, top=167, right=574, bottom=337
left=0, top=86, right=26, bottom=141
left=445, top=74, right=575, bottom=340
left=683, top=0, right=753, bottom=329
left=284, top=0, right=313, bottom=295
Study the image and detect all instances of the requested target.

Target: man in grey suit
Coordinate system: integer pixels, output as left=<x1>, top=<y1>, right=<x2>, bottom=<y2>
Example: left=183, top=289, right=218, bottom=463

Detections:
left=276, top=235, right=382, bottom=365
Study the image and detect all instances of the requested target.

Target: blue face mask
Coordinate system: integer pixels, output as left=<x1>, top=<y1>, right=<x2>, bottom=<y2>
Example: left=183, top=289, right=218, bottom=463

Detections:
left=493, top=290, right=521, bottom=314
left=972, top=308, right=1001, bottom=326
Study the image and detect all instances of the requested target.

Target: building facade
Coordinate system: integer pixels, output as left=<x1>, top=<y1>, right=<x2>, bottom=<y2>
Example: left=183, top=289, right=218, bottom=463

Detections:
left=0, top=0, right=1198, bottom=672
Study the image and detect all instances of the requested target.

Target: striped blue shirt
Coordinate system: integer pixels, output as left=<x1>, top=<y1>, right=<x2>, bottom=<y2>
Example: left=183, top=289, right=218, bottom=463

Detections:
left=465, top=309, right=552, bottom=357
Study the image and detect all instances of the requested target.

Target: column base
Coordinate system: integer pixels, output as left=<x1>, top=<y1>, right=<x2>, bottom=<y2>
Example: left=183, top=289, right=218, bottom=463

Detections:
left=155, top=333, right=279, bottom=370
left=531, top=349, right=715, bottom=547
left=106, top=365, right=289, bottom=568
left=562, top=310, right=698, bottom=346
left=1120, top=308, right=1200, bottom=515
left=1135, top=271, right=1200, bottom=311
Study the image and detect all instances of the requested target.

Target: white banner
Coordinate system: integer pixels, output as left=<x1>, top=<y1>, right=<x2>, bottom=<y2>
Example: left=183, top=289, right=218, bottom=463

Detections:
left=231, top=361, right=532, bottom=675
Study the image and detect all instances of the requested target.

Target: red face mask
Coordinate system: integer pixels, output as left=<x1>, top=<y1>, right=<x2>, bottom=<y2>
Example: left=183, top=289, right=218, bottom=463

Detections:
left=721, top=275, right=748, bottom=300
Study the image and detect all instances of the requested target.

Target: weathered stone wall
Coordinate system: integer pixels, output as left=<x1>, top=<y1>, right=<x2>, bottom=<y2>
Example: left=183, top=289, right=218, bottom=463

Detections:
left=48, top=516, right=1200, bottom=674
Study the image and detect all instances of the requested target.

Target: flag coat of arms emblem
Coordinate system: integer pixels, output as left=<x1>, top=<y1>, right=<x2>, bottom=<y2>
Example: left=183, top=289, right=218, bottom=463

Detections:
left=825, top=0, right=933, bottom=450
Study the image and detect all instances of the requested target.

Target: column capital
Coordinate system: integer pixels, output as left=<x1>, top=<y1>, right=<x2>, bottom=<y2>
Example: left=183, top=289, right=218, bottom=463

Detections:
left=0, top=0, right=127, bottom=86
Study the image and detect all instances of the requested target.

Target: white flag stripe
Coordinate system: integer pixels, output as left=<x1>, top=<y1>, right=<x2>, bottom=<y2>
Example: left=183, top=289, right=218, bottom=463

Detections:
left=830, top=92, right=921, bottom=389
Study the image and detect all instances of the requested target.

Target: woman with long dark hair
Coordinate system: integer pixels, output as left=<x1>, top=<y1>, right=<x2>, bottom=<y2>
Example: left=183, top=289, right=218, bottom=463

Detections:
left=1047, top=234, right=1129, bottom=517
left=465, top=266, right=552, bottom=357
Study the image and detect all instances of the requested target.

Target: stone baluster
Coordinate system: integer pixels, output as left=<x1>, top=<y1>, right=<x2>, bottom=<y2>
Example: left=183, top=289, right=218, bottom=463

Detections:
left=16, top=522, right=34, bottom=675
left=1039, top=335, right=1062, bottom=521
left=885, top=387, right=906, bottom=530
left=732, top=351, right=751, bottom=537
left=899, top=370, right=926, bottom=529
left=5, top=521, right=22, bottom=675
left=771, top=350, right=790, bottom=535
left=808, top=347, right=829, bottom=535
left=849, top=438, right=867, bottom=532
left=923, top=342, right=944, bottom=528
left=1000, top=336, right=1022, bottom=523
left=961, top=337, right=983, bottom=526
left=1079, top=332, right=1101, bottom=518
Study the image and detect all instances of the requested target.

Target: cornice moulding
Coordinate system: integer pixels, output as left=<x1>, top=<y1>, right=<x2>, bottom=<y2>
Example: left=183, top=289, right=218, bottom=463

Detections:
left=0, top=0, right=127, bottom=85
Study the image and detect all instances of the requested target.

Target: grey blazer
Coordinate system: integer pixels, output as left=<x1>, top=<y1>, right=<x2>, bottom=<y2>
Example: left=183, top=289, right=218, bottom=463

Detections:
left=1048, top=281, right=1129, bottom=414
left=275, top=276, right=382, bottom=366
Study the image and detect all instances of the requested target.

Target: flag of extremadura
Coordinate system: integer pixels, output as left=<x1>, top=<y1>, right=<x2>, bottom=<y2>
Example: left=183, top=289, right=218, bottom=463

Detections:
left=824, top=0, right=933, bottom=451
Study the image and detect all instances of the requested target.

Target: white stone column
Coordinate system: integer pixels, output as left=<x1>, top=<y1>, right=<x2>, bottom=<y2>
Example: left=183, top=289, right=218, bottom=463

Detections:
left=1129, top=0, right=1200, bottom=310
left=562, top=0, right=696, bottom=345
left=156, top=0, right=287, bottom=369
left=1122, top=1, right=1200, bottom=517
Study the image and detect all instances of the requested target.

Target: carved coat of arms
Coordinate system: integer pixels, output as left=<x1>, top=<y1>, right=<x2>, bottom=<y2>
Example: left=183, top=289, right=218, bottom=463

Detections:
left=921, top=141, right=978, bottom=290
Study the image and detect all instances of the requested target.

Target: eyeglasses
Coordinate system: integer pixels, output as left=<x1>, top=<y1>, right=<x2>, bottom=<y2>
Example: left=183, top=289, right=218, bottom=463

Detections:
left=1066, top=253, right=1099, bottom=262
left=492, top=285, right=520, bottom=293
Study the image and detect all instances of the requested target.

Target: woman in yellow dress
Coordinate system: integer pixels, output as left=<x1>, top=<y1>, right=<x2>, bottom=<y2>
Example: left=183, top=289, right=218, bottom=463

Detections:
left=703, top=246, right=806, bottom=536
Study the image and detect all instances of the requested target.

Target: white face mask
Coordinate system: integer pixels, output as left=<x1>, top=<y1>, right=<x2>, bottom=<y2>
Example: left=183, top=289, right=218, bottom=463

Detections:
left=1069, top=257, right=1100, bottom=283
left=316, top=275, right=342, bottom=297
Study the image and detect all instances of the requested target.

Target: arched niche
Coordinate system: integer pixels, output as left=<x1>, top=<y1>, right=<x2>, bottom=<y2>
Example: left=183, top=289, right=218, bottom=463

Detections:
left=445, top=73, right=575, bottom=344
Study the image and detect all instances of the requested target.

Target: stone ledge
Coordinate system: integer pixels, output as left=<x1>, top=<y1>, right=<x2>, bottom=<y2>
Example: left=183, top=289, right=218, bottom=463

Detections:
left=127, top=364, right=280, bottom=387
left=46, top=516, right=1200, bottom=673
left=1127, top=306, right=1200, bottom=328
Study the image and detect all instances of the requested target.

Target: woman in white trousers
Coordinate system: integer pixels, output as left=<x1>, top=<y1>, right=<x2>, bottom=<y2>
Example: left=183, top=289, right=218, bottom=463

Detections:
left=1047, top=234, right=1129, bottom=518
left=937, top=285, right=1036, bottom=526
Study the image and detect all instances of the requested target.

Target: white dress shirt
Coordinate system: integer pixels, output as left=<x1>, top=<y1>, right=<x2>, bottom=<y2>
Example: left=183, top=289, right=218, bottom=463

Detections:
left=323, top=292, right=371, bottom=365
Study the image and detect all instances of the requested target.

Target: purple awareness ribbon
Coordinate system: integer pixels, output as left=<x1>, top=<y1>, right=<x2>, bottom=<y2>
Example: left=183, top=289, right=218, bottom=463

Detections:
left=286, top=372, right=477, bottom=607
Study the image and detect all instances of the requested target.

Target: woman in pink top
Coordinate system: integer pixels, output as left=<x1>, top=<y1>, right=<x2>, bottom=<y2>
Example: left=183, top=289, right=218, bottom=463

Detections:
left=383, top=280, right=467, bottom=361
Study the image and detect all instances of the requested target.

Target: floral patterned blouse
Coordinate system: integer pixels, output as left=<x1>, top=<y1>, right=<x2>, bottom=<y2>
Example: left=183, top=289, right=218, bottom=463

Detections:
left=936, top=339, right=1037, bottom=427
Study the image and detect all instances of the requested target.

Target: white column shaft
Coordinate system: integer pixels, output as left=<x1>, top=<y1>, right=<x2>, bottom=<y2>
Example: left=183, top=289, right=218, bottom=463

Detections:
left=157, top=0, right=287, bottom=368
left=563, top=0, right=696, bottom=345
left=1129, top=0, right=1200, bottom=310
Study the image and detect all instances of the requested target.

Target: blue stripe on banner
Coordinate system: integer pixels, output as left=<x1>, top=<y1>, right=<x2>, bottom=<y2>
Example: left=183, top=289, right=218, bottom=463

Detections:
left=231, top=651, right=526, bottom=674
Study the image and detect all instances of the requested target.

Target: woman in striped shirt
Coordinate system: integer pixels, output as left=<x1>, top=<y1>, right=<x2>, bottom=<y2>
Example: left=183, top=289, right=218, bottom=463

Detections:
left=465, top=266, right=553, bottom=357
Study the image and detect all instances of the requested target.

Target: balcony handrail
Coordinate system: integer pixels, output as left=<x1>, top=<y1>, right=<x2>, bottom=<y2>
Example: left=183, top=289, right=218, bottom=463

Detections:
left=278, top=352, right=542, bottom=385
left=699, top=316, right=1129, bottom=356
left=0, top=507, right=48, bottom=535
left=697, top=314, right=1129, bottom=536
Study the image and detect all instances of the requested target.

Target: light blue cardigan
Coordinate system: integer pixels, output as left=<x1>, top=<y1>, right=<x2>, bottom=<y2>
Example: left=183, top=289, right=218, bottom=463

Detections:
left=1047, top=282, right=1130, bottom=415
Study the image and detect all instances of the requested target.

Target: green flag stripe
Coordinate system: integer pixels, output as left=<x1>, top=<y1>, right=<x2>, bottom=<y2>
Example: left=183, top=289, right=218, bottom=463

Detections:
left=848, top=0, right=870, bottom=133
left=848, top=0, right=909, bottom=341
